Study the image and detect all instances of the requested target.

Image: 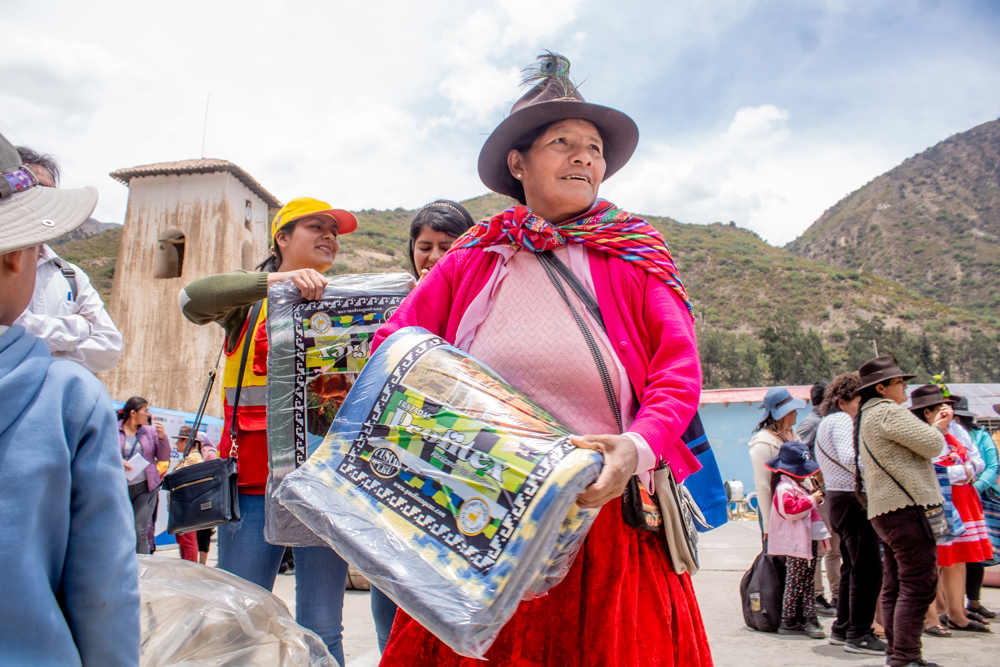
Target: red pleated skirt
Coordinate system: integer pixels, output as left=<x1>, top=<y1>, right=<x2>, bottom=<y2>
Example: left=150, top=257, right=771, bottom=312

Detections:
left=379, top=496, right=713, bottom=667
left=938, top=483, right=994, bottom=568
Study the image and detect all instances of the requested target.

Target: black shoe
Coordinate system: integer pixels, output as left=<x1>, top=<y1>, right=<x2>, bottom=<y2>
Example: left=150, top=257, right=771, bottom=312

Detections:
left=896, top=660, right=939, bottom=667
left=804, top=618, right=826, bottom=639
left=845, top=634, right=887, bottom=655
left=815, top=594, right=836, bottom=617
left=829, top=631, right=847, bottom=645
left=778, top=619, right=806, bottom=635
left=968, top=603, right=997, bottom=619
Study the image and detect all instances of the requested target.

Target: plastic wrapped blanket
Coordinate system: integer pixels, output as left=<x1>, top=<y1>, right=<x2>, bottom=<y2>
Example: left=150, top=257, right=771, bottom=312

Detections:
left=266, top=273, right=414, bottom=546
left=276, top=327, right=603, bottom=658
left=137, top=556, right=335, bottom=666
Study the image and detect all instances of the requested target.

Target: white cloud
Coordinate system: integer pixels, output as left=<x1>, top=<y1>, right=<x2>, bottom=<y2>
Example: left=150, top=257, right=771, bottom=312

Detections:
left=602, top=104, right=896, bottom=245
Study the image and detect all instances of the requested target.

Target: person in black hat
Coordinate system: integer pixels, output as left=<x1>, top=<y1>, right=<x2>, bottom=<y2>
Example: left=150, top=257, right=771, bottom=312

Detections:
left=764, top=441, right=832, bottom=639
left=373, top=52, right=716, bottom=667
left=909, top=386, right=993, bottom=635
left=854, top=357, right=947, bottom=667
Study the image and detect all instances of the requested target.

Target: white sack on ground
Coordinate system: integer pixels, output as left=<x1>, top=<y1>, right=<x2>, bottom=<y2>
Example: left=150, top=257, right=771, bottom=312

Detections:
left=138, top=555, right=335, bottom=666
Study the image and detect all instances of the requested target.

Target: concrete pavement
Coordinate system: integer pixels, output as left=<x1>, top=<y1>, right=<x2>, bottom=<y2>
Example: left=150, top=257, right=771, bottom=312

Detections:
left=164, top=517, right=998, bottom=666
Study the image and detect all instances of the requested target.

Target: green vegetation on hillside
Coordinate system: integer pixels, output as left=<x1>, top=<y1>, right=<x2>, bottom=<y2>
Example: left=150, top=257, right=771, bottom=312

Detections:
left=787, top=118, right=1000, bottom=321
left=57, top=185, right=1000, bottom=386
left=55, top=226, right=122, bottom=304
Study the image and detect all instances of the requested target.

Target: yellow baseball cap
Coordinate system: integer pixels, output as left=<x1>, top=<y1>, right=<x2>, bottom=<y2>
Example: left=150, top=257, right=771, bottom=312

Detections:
left=271, top=197, right=358, bottom=240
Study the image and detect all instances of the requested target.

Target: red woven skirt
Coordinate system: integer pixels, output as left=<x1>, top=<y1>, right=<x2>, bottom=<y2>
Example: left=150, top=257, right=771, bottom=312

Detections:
left=379, top=496, right=713, bottom=667
left=938, top=483, right=994, bottom=568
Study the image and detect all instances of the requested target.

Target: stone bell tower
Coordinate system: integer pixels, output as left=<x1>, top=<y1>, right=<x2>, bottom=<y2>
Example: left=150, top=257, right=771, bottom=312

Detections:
left=98, top=159, right=280, bottom=417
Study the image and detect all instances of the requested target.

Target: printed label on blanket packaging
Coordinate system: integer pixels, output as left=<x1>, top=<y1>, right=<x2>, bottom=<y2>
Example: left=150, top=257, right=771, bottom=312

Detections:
left=336, top=336, right=577, bottom=573
left=292, top=295, right=407, bottom=465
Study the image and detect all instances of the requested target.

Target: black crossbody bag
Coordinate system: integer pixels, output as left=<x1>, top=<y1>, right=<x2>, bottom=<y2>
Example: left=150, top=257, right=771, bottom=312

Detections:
left=535, top=251, right=708, bottom=573
left=161, top=301, right=262, bottom=534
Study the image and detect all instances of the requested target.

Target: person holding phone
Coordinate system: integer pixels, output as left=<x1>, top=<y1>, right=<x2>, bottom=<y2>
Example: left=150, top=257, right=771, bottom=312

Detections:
left=117, top=396, right=170, bottom=554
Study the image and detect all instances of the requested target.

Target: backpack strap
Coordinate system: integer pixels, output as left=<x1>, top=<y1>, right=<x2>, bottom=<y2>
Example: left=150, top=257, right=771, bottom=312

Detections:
left=53, top=257, right=78, bottom=301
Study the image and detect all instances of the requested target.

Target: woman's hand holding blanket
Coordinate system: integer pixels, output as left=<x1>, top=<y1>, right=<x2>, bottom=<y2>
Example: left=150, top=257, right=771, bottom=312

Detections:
left=571, top=434, right=638, bottom=509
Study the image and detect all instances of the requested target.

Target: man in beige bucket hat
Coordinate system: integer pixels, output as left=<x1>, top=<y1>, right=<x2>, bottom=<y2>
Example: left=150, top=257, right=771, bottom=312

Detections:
left=0, top=129, right=140, bottom=666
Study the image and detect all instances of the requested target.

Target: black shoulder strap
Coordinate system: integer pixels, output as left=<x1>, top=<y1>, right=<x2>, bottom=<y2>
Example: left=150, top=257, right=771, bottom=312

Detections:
left=862, top=438, right=917, bottom=505
left=53, top=258, right=78, bottom=301
left=538, top=250, right=606, bottom=333
left=185, top=345, right=225, bottom=457
left=229, top=300, right=263, bottom=458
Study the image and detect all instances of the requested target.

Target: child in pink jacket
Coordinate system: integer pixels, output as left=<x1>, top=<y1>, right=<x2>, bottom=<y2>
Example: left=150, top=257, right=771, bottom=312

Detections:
left=766, top=441, right=831, bottom=639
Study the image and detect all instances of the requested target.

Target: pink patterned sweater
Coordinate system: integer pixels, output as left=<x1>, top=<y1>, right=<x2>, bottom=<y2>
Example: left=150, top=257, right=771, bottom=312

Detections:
left=372, top=242, right=703, bottom=481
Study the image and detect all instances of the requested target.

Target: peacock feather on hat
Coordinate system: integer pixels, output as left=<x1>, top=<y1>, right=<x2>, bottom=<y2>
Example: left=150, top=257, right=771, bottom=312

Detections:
left=520, top=51, right=576, bottom=98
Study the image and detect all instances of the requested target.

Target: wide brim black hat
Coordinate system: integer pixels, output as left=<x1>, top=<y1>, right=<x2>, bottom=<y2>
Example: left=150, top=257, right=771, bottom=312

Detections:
left=951, top=396, right=975, bottom=419
left=764, top=441, right=820, bottom=479
left=478, top=53, right=639, bottom=200
left=853, top=354, right=916, bottom=396
left=908, top=383, right=957, bottom=412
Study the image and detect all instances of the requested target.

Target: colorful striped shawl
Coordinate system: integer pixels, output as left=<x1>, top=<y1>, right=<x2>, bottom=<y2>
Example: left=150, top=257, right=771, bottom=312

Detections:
left=455, top=204, right=694, bottom=319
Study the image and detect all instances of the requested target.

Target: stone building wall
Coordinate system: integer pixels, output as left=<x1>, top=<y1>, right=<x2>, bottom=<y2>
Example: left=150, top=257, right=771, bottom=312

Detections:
left=98, top=171, right=270, bottom=417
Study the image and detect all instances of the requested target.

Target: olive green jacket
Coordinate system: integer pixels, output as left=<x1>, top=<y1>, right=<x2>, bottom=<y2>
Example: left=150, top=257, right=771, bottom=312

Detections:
left=178, top=271, right=269, bottom=352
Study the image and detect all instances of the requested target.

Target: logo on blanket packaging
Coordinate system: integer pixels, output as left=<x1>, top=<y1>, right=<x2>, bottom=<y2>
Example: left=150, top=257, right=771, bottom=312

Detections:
left=369, top=447, right=402, bottom=478
left=458, top=498, right=491, bottom=536
left=309, top=312, right=332, bottom=334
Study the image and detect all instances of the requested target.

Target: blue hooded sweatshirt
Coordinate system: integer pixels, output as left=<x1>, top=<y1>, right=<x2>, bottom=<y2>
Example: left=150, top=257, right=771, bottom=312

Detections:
left=0, top=325, right=139, bottom=666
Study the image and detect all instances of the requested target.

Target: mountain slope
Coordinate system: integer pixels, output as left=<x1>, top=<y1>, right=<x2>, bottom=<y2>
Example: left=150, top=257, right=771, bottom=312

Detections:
left=57, top=191, right=1000, bottom=386
left=786, top=118, right=1000, bottom=319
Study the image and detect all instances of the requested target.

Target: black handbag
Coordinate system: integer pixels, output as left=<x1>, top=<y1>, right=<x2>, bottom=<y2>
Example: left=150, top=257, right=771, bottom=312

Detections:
left=161, top=301, right=261, bottom=534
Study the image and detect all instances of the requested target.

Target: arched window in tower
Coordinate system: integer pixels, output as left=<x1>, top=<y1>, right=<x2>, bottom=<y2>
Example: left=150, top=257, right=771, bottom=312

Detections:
left=242, top=240, right=254, bottom=271
left=244, top=200, right=253, bottom=230
left=154, top=229, right=185, bottom=279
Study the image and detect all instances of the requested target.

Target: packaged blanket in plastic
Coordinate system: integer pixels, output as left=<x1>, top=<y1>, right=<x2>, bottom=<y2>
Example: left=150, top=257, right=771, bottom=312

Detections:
left=265, top=273, right=414, bottom=546
left=276, top=327, right=603, bottom=658
left=137, top=555, right=335, bottom=666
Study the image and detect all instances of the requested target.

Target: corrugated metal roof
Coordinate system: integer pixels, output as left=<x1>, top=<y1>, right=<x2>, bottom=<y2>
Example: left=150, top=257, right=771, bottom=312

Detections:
left=911, top=383, right=1000, bottom=421
left=700, top=386, right=812, bottom=405
left=109, top=158, right=281, bottom=208
left=701, top=383, right=1000, bottom=420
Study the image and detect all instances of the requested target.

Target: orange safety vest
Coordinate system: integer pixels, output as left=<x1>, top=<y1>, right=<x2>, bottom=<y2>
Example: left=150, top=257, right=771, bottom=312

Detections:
left=220, top=299, right=270, bottom=492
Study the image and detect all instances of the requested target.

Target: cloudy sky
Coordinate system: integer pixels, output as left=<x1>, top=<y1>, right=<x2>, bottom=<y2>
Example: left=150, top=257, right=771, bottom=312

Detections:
left=3, top=0, right=998, bottom=245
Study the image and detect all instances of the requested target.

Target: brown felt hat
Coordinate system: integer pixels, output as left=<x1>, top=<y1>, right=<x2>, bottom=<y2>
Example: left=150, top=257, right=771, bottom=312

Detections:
left=908, top=383, right=956, bottom=412
left=853, top=355, right=915, bottom=396
left=477, top=52, right=639, bottom=199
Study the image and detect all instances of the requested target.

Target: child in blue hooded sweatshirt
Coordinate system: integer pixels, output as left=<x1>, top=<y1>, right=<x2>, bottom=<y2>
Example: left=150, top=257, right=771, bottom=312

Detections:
left=0, top=132, right=139, bottom=667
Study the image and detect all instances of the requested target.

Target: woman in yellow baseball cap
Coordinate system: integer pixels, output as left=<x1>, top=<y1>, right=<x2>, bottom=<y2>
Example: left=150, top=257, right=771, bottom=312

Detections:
left=178, top=196, right=360, bottom=665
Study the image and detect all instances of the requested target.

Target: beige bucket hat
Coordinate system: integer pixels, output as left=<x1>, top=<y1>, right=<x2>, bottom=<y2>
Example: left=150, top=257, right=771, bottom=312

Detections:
left=0, top=132, right=97, bottom=254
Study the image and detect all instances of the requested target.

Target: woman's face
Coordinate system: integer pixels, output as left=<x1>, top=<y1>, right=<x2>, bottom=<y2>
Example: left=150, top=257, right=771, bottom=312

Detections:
left=131, top=404, right=149, bottom=426
left=776, top=411, right=797, bottom=431
left=508, top=119, right=607, bottom=223
left=277, top=216, right=340, bottom=271
left=412, top=226, right=458, bottom=279
left=876, top=377, right=908, bottom=405
left=839, top=395, right=862, bottom=418
left=924, top=403, right=953, bottom=426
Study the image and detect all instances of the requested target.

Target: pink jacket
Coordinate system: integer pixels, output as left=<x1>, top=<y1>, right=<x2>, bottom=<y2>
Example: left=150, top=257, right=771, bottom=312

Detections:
left=372, top=246, right=703, bottom=481
left=767, top=475, right=823, bottom=560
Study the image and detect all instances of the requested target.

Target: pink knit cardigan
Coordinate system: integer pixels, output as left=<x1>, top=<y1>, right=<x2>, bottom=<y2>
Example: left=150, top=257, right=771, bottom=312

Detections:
left=372, top=246, right=704, bottom=482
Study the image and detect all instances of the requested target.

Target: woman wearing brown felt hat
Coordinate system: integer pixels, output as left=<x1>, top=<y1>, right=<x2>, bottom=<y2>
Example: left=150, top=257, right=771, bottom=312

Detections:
left=375, top=52, right=710, bottom=667
left=908, top=385, right=993, bottom=636
left=853, top=356, right=947, bottom=667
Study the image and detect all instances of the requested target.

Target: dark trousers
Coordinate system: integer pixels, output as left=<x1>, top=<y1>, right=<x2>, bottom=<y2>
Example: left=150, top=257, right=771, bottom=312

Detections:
left=828, top=490, right=883, bottom=639
left=871, top=504, right=938, bottom=667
